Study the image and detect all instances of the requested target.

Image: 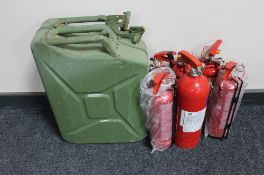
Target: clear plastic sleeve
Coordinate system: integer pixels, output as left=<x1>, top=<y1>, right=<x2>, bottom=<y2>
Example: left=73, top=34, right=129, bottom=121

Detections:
left=205, top=63, right=247, bottom=138
left=140, top=67, right=176, bottom=152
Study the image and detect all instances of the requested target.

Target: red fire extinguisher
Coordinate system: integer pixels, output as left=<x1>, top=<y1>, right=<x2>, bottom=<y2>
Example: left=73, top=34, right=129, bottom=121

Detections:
left=153, top=51, right=191, bottom=80
left=201, top=39, right=223, bottom=81
left=140, top=67, right=175, bottom=152
left=205, top=61, right=245, bottom=139
left=175, top=50, right=210, bottom=149
left=150, top=90, right=174, bottom=151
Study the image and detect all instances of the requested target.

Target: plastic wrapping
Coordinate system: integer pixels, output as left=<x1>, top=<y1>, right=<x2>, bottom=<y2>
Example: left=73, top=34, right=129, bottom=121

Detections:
left=205, top=63, right=247, bottom=138
left=140, top=67, right=176, bottom=152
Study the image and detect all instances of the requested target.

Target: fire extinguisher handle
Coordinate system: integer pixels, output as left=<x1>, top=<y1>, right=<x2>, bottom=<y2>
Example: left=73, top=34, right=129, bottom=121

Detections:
left=152, top=72, right=169, bottom=95
left=178, top=50, right=202, bottom=68
left=153, top=51, right=177, bottom=62
left=223, top=61, right=237, bottom=80
left=209, top=39, right=222, bottom=57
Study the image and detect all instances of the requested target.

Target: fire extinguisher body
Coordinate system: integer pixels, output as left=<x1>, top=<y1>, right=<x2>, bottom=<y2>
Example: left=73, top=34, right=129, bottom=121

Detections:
left=175, top=74, right=210, bottom=149
left=206, top=66, right=239, bottom=138
left=149, top=90, right=174, bottom=150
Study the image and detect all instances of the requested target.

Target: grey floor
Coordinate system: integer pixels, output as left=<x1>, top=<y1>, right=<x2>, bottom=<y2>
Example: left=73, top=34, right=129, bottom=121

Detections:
left=0, top=105, right=264, bottom=175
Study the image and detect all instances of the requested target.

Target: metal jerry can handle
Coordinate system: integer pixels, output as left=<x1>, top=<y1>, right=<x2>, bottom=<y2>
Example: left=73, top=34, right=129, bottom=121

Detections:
left=47, top=24, right=118, bottom=57
left=47, top=11, right=144, bottom=44
left=56, top=15, right=107, bottom=25
left=55, top=11, right=130, bottom=31
left=55, top=11, right=135, bottom=38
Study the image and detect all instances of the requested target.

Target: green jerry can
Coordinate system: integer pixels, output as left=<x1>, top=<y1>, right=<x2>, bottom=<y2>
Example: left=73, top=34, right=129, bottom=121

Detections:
left=31, top=12, right=148, bottom=143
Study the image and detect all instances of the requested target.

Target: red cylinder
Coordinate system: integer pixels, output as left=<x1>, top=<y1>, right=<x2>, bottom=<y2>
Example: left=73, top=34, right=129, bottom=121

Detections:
left=148, top=90, right=174, bottom=151
left=205, top=64, right=238, bottom=138
left=175, top=73, right=210, bottom=149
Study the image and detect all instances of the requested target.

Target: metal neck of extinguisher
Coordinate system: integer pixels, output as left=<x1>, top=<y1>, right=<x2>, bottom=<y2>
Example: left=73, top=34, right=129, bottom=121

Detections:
left=189, top=67, right=203, bottom=77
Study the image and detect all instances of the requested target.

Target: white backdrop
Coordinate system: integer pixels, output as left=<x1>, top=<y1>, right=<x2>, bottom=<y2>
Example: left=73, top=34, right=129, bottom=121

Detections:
left=0, top=0, right=263, bottom=92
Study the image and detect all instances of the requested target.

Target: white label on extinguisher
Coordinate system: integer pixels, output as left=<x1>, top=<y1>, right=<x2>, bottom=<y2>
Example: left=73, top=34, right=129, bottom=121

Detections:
left=180, top=108, right=206, bottom=132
